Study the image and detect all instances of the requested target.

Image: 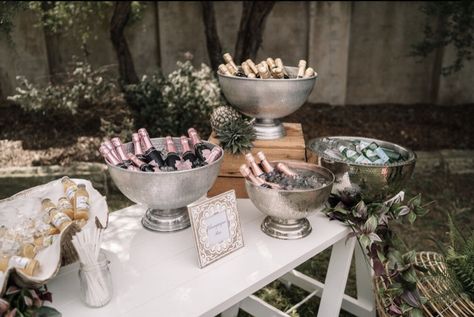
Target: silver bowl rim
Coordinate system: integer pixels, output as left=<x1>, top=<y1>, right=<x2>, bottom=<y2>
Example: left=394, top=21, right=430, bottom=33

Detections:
left=307, top=136, right=417, bottom=168
left=217, top=65, right=318, bottom=82
left=245, top=160, right=335, bottom=193
left=106, top=139, right=224, bottom=175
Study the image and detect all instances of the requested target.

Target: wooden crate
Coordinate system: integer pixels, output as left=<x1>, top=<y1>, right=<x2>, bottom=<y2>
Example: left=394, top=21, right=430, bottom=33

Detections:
left=208, top=123, right=306, bottom=198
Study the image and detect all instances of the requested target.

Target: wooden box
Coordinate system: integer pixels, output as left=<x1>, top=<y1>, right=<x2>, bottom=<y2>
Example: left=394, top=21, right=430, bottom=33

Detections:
left=208, top=123, right=306, bottom=198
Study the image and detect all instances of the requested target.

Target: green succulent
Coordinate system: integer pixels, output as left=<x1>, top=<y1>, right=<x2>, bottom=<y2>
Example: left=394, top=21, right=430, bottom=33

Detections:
left=215, top=118, right=256, bottom=155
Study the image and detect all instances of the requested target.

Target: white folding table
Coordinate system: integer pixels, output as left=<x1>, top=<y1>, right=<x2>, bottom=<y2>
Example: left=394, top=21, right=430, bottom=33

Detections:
left=47, top=199, right=375, bottom=317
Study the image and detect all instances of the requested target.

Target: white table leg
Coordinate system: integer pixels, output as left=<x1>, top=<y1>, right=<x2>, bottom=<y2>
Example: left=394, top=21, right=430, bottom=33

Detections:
left=355, top=242, right=376, bottom=317
left=317, top=236, right=356, bottom=317
left=221, top=303, right=240, bottom=317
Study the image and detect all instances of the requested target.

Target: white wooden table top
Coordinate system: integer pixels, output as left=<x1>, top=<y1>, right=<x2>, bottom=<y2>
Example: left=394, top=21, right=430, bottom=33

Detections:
left=47, top=199, right=350, bottom=317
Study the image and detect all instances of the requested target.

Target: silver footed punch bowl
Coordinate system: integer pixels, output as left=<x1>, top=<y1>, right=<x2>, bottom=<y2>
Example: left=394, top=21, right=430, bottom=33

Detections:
left=307, top=136, right=417, bottom=202
left=218, top=66, right=317, bottom=140
left=245, top=160, right=334, bottom=240
left=107, top=137, right=223, bottom=232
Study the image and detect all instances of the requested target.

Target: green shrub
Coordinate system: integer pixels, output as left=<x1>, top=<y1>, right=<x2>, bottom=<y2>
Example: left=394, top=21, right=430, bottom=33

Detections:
left=124, top=61, right=223, bottom=137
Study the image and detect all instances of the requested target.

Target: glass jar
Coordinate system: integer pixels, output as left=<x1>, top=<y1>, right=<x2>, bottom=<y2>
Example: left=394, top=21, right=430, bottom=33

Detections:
left=78, top=251, right=113, bottom=307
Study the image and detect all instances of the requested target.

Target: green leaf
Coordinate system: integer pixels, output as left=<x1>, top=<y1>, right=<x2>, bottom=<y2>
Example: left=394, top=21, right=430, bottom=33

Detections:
left=408, top=308, right=423, bottom=317
left=37, top=306, right=62, bottom=317
left=364, top=215, right=378, bottom=232
left=402, top=269, right=418, bottom=284
left=408, top=212, right=417, bottom=224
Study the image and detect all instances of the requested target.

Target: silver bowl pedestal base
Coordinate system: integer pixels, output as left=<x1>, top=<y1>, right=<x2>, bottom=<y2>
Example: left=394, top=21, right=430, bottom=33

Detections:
left=142, top=207, right=190, bottom=232
left=254, top=119, right=286, bottom=140
left=261, top=216, right=312, bottom=240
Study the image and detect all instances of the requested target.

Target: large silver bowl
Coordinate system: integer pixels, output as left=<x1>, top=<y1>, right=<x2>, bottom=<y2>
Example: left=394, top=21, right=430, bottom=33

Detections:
left=218, top=66, right=317, bottom=140
left=245, top=160, right=334, bottom=240
left=107, top=137, right=223, bottom=232
left=307, top=136, right=416, bottom=202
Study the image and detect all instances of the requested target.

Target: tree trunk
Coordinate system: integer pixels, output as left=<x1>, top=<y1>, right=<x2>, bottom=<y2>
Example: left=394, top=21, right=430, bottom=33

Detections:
left=201, top=1, right=223, bottom=70
left=41, top=1, right=65, bottom=84
left=234, top=1, right=275, bottom=63
left=110, top=1, right=139, bottom=86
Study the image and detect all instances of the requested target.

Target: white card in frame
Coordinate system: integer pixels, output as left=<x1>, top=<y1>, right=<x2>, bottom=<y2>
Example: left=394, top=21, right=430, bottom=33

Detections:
left=188, top=190, right=244, bottom=268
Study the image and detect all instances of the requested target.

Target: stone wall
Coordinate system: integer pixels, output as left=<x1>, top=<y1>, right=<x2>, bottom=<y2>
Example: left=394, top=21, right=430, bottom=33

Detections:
left=0, top=1, right=472, bottom=105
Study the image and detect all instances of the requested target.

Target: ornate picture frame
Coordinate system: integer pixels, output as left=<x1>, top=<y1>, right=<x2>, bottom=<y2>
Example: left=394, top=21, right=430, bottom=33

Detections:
left=188, top=190, right=244, bottom=268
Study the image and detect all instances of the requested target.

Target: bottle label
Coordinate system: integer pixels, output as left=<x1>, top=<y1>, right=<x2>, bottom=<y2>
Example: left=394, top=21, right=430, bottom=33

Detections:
left=76, top=196, right=90, bottom=210
left=43, top=206, right=56, bottom=214
left=9, top=256, right=30, bottom=269
left=374, top=148, right=390, bottom=163
left=58, top=199, right=72, bottom=210
left=51, top=213, right=71, bottom=228
left=65, top=186, right=77, bottom=201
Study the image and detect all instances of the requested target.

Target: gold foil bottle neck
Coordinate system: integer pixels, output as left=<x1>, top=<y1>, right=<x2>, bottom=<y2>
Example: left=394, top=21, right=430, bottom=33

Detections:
left=223, top=53, right=238, bottom=72
left=272, top=67, right=285, bottom=79
left=225, top=63, right=237, bottom=75
left=245, top=59, right=259, bottom=74
left=257, top=62, right=271, bottom=79
left=297, top=60, right=307, bottom=78
left=241, top=62, right=256, bottom=78
left=266, top=58, right=276, bottom=69
left=303, top=67, right=315, bottom=78
left=218, top=64, right=231, bottom=75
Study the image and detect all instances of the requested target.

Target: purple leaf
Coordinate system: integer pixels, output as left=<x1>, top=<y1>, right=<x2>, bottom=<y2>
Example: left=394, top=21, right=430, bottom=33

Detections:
left=401, top=290, right=422, bottom=307
left=373, top=259, right=385, bottom=276
left=388, top=304, right=402, bottom=315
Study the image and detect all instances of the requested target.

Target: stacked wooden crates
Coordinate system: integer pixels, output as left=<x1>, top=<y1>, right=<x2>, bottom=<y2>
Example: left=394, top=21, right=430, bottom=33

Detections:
left=208, top=123, right=306, bottom=198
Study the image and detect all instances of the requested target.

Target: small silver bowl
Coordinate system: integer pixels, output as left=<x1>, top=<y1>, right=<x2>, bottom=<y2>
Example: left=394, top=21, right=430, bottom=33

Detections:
left=307, top=136, right=416, bottom=202
left=245, top=160, right=334, bottom=240
left=218, top=66, right=317, bottom=140
left=107, top=137, right=223, bottom=232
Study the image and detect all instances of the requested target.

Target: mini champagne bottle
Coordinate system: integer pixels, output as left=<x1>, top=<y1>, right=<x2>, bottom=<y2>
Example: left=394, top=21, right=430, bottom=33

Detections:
left=223, top=53, right=239, bottom=72
left=138, top=128, right=166, bottom=168
left=303, top=67, right=315, bottom=78
left=164, top=136, right=181, bottom=170
left=99, top=145, right=134, bottom=170
left=128, top=153, right=155, bottom=172
left=240, top=164, right=281, bottom=189
left=102, top=139, right=121, bottom=162
left=205, top=147, right=223, bottom=164
left=57, top=196, right=74, bottom=219
left=61, top=176, right=77, bottom=207
left=276, top=163, right=298, bottom=177
left=257, top=62, right=272, bottom=79
left=132, top=133, right=148, bottom=162
left=245, top=153, right=265, bottom=178
left=245, top=59, right=260, bottom=77
left=274, top=58, right=289, bottom=78
left=111, top=138, right=133, bottom=167
left=297, top=60, right=307, bottom=78
left=188, top=128, right=212, bottom=162
left=0, top=255, right=39, bottom=276
left=218, top=64, right=232, bottom=76
left=241, top=62, right=256, bottom=78
left=180, top=136, right=201, bottom=168
left=256, top=151, right=275, bottom=176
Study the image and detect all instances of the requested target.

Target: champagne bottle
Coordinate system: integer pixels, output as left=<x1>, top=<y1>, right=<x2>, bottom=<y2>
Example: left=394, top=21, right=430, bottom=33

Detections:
left=99, top=145, right=128, bottom=169
left=257, top=62, right=272, bottom=79
left=0, top=255, right=39, bottom=276
left=276, top=163, right=298, bottom=177
left=241, top=62, right=256, bottom=78
left=138, top=128, right=166, bottom=167
left=74, top=184, right=90, bottom=221
left=128, top=153, right=155, bottom=172
left=226, top=63, right=246, bottom=77
left=205, top=147, right=223, bottom=164
left=239, top=164, right=271, bottom=188
left=245, top=153, right=265, bottom=178
left=111, top=138, right=132, bottom=167
left=239, top=164, right=281, bottom=189
left=223, top=53, right=239, bottom=72
left=42, top=199, right=72, bottom=232
left=272, top=66, right=285, bottom=79
left=245, top=59, right=260, bottom=77
left=218, top=64, right=231, bottom=76
left=297, top=60, right=307, bottom=78
left=274, top=58, right=289, bottom=78
left=102, top=139, right=121, bottom=162
left=180, top=136, right=200, bottom=168
left=256, top=151, right=275, bottom=175
left=303, top=67, right=315, bottom=78
left=266, top=57, right=277, bottom=70
left=132, top=133, right=148, bottom=162
left=188, top=128, right=212, bottom=162
left=57, top=196, right=74, bottom=220
left=164, top=136, right=181, bottom=170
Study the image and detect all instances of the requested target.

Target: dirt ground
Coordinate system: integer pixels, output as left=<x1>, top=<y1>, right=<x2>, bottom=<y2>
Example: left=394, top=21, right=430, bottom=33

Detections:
left=0, top=103, right=473, bottom=167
